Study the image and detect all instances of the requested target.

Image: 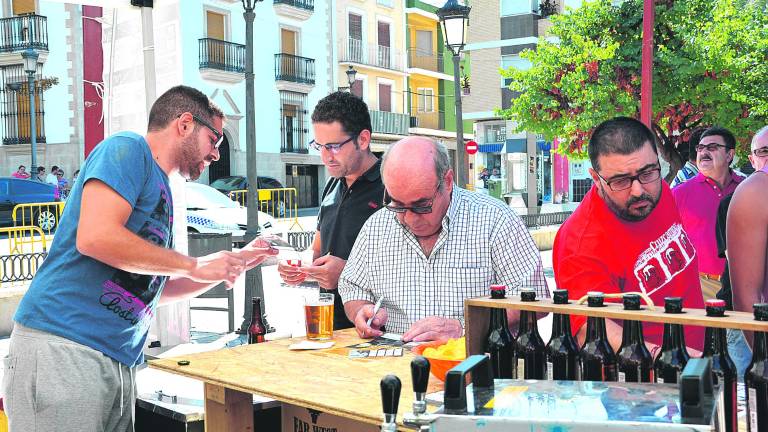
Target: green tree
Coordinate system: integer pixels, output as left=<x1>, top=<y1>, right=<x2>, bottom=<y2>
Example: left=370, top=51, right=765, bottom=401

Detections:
left=499, top=0, right=768, bottom=179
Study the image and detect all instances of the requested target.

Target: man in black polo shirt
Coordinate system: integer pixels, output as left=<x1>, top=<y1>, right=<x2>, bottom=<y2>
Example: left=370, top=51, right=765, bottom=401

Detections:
left=278, top=91, right=384, bottom=330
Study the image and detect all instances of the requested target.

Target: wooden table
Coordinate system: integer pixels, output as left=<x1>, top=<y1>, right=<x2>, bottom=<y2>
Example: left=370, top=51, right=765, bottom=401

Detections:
left=149, top=329, right=441, bottom=431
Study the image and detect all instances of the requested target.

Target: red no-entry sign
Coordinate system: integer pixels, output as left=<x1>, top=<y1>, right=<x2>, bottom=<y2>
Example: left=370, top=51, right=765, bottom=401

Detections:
left=465, top=140, right=478, bottom=155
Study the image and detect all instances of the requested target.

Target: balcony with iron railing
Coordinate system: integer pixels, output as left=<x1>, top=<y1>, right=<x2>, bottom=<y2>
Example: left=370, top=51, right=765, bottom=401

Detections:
left=274, top=53, right=315, bottom=85
left=198, top=38, right=245, bottom=84
left=273, top=0, right=314, bottom=20
left=407, top=48, right=444, bottom=74
left=410, top=111, right=445, bottom=130
left=340, top=38, right=404, bottom=72
left=369, top=109, right=409, bottom=136
left=0, top=14, right=48, bottom=53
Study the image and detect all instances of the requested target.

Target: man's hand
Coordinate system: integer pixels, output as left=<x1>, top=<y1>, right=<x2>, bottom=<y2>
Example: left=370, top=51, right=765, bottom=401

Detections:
left=301, top=254, right=346, bottom=289
left=186, top=251, right=246, bottom=289
left=277, top=260, right=308, bottom=285
left=236, top=237, right=278, bottom=270
left=352, top=303, right=388, bottom=339
left=402, top=316, right=462, bottom=342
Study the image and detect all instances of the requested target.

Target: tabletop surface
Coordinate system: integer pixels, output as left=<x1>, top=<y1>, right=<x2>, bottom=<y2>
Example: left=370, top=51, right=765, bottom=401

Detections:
left=149, top=329, right=442, bottom=427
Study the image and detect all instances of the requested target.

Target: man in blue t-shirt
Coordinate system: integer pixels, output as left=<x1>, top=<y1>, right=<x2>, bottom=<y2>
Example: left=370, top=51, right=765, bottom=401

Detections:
left=3, top=85, right=277, bottom=431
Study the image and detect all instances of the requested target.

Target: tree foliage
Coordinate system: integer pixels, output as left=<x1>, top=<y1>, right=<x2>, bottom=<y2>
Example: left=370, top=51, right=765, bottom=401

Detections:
left=498, top=0, right=768, bottom=174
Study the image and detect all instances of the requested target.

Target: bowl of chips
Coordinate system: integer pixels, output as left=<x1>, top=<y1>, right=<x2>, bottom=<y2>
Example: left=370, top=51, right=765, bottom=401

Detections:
left=412, top=337, right=467, bottom=382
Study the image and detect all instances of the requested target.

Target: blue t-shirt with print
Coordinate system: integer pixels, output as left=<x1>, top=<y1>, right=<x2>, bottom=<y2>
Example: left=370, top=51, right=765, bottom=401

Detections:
left=14, top=131, right=174, bottom=367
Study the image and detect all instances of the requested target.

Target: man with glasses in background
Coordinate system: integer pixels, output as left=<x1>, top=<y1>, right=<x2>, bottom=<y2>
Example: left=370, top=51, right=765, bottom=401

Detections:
left=338, top=136, right=547, bottom=341
left=672, top=127, right=745, bottom=301
left=278, top=91, right=384, bottom=331
left=554, top=117, right=704, bottom=353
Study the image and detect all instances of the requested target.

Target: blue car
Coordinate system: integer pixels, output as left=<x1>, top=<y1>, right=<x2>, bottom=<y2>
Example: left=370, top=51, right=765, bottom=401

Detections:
left=0, top=177, right=59, bottom=229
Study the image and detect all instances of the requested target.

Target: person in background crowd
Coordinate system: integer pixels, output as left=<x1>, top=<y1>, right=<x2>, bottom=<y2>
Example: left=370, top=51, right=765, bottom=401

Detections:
left=57, top=169, right=70, bottom=199
left=3, top=85, right=278, bottom=432
left=478, top=167, right=490, bottom=189
left=729, top=126, right=768, bottom=347
left=670, top=126, right=707, bottom=188
left=45, top=165, right=59, bottom=185
left=672, top=127, right=745, bottom=301
left=73, top=169, right=80, bottom=184
left=34, top=166, right=45, bottom=182
left=277, top=91, right=384, bottom=331
left=339, top=137, right=548, bottom=342
left=11, top=165, right=30, bottom=179
left=553, top=117, right=705, bottom=353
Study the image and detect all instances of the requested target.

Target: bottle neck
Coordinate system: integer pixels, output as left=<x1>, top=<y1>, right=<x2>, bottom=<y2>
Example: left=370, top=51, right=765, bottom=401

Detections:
left=661, top=323, right=686, bottom=350
left=621, top=320, right=645, bottom=347
left=518, top=310, right=537, bottom=333
left=754, top=331, right=768, bottom=361
left=585, top=316, right=607, bottom=342
left=703, top=326, right=728, bottom=356
left=251, top=299, right=263, bottom=322
left=489, top=308, right=509, bottom=331
left=551, top=313, right=571, bottom=338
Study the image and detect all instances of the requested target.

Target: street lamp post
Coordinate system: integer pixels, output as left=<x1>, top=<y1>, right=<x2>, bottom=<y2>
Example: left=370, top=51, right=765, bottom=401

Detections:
left=345, top=65, right=357, bottom=93
left=240, top=0, right=266, bottom=333
left=21, top=48, right=39, bottom=178
left=437, top=0, right=470, bottom=190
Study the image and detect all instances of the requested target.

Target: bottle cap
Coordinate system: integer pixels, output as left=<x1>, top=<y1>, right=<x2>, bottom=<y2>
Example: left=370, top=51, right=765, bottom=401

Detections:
left=490, top=284, right=506, bottom=299
left=587, top=291, right=605, bottom=307
left=754, top=303, right=768, bottom=321
left=664, top=297, right=683, bottom=314
left=520, top=288, right=537, bottom=302
left=623, top=294, right=641, bottom=310
left=553, top=289, right=569, bottom=305
left=705, top=299, right=726, bottom=317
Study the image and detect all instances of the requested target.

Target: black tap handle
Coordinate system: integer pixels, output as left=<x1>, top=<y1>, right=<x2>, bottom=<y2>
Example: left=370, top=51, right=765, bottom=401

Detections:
left=411, top=356, right=430, bottom=393
left=380, top=374, right=402, bottom=416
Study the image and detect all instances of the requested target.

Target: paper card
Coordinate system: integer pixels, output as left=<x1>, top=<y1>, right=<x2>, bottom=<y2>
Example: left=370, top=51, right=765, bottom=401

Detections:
left=288, top=340, right=335, bottom=350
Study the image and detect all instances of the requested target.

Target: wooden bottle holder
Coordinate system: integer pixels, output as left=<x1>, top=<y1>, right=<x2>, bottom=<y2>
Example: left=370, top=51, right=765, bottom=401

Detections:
left=464, top=295, right=768, bottom=356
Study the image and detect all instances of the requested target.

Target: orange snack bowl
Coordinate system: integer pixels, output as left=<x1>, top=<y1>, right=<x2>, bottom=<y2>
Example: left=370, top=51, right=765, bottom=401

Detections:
left=412, top=341, right=464, bottom=382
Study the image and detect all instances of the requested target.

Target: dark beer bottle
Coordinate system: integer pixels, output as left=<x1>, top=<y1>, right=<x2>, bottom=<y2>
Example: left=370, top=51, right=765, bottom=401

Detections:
left=545, top=289, right=579, bottom=380
left=579, top=291, right=618, bottom=381
left=514, top=288, right=546, bottom=379
left=248, top=297, right=267, bottom=344
left=617, top=294, right=653, bottom=382
left=485, top=285, right=514, bottom=378
left=653, top=297, right=689, bottom=384
left=746, top=303, right=768, bottom=432
left=701, top=299, right=737, bottom=432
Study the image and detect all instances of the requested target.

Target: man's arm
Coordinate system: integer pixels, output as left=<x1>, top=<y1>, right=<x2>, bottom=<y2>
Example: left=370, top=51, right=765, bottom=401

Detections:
left=77, top=180, right=241, bottom=284
left=728, top=176, right=768, bottom=344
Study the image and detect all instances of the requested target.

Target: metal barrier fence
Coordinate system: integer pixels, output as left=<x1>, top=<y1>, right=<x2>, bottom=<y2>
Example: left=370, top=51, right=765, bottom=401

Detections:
left=0, top=252, right=46, bottom=285
left=519, top=211, right=573, bottom=229
left=12, top=201, right=65, bottom=236
left=0, top=225, right=48, bottom=254
left=228, top=188, right=301, bottom=228
left=287, top=231, right=315, bottom=252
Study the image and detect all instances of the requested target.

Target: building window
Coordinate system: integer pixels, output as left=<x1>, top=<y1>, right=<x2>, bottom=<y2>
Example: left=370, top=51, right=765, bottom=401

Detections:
left=280, top=91, right=308, bottom=153
left=12, top=0, right=36, bottom=15
left=417, top=88, right=434, bottom=112
left=378, top=83, right=392, bottom=112
left=1, top=64, right=47, bottom=145
left=500, top=0, right=538, bottom=16
left=484, top=124, right=506, bottom=143
left=351, top=78, right=364, bottom=99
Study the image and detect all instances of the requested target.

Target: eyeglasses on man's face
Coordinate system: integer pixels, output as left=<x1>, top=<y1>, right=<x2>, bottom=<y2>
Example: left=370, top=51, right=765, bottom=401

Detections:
left=383, top=182, right=442, bottom=214
left=189, top=114, right=224, bottom=150
left=595, top=166, right=661, bottom=192
left=752, top=146, right=768, bottom=158
left=309, top=135, right=357, bottom=154
left=696, top=143, right=727, bottom=153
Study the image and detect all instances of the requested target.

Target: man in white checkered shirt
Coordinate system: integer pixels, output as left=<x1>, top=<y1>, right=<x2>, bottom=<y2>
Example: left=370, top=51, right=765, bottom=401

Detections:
left=339, top=137, right=548, bottom=342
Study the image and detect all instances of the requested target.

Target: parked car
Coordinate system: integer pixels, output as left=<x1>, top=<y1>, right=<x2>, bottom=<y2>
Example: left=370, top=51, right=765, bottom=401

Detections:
left=210, top=175, right=286, bottom=217
left=185, top=182, right=280, bottom=238
left=0, top=177, right=59, bottom=231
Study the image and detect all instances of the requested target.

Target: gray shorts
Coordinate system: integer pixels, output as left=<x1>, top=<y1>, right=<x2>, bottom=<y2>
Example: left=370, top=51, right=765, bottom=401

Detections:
left=2, top=323, right=136, bottom=432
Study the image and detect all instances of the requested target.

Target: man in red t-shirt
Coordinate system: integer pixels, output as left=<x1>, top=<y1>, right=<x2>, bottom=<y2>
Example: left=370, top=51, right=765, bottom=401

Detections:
left=554, top=117, right=704, bottom=353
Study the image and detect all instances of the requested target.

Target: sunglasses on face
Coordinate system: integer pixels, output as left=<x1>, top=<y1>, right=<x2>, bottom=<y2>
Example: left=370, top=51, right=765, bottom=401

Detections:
left=383, top=182, right=442, bottom=214
left=696, top=143, right=727, bottom=152
left=183, top=114, right=223, bottom=150
left=309, top=135, right=357, bottom=154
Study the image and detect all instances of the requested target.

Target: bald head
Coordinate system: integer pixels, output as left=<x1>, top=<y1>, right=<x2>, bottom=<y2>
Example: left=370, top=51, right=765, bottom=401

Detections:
left=752, top=126, right=768, bottom=151
left=382, top=137, right=451, bottom=187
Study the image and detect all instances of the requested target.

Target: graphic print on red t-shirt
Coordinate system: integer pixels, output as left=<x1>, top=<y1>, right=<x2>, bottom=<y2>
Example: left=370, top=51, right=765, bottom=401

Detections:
left=633, top=223, right=696, bottom=296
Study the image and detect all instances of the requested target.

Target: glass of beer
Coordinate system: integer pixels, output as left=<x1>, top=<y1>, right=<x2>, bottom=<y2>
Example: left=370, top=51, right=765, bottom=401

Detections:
left=304, top=293, right=334, bottom=340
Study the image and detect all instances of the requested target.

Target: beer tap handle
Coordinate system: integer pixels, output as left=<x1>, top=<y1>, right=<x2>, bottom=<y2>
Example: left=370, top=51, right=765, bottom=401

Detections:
left=411, top=356, right=430, bottom=415
left=380, top=374, right=401, bottom=432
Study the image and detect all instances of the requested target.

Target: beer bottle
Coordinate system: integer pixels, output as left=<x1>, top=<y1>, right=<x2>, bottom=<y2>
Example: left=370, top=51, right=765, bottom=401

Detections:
left=545, top=289, right=579, bottom=380
left=579, top=291, right=618, bottom=381
left=653, top=297, right=689, bottom=384
left=746, top=303, right=768, bottom=432
left=248, top=297, right=267, bottom=344
left=485, top=285, right=514, bottom=379
left=701, top=299, right=737, bottom=432
left=617, top=294, right=653, bottom=382
left=514, top=288, right=546, bottom=379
